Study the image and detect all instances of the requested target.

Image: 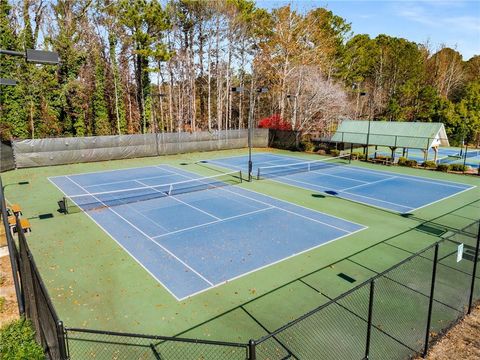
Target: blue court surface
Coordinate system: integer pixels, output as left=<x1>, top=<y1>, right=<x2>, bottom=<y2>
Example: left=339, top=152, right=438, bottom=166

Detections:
left=49, top=165, right=365, bottom=300
left=205, top=153, right=475, bottom=213
left=371, top=147, right=480, bottom=168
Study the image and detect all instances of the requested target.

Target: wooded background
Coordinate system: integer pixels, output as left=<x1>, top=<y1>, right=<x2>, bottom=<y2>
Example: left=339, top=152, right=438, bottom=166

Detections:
left=0, top=0, right=479, bottom=145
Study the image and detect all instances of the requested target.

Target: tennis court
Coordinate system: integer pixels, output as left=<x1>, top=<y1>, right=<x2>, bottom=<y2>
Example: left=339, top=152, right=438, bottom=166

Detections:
left=49, top=164, right=365, bottom=300
left=205, top=153, right=475, bottom=213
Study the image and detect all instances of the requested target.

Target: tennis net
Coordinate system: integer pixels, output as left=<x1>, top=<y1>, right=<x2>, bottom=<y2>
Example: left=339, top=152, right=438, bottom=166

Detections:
left=256, top=155, right=350, bottom=179
left=63, top=171, right=242, bottom=213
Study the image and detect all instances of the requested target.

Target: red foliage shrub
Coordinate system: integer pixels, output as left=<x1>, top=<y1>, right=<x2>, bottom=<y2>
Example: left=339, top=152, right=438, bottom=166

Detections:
left=258, top=114, right=291, bottom=130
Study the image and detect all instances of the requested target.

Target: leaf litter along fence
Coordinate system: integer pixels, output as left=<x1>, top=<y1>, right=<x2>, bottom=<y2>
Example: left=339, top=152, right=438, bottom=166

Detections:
left=1, top=176, right=479, bottom=360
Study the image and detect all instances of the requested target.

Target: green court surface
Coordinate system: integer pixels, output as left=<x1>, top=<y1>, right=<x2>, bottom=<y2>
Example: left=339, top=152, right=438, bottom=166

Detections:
left=2, top=148, right=479, bottom=345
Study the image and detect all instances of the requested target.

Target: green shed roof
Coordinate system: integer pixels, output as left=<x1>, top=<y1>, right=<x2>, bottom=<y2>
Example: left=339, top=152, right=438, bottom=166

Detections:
left=331, top=120, right=449, bottom=149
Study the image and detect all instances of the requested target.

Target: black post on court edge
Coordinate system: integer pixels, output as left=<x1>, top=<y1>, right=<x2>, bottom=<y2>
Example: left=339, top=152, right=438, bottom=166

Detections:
left=468, top=220, right=480, bottom=314
left=350, top=143, right=353, bottom=164
left=423, top=243, right=439, bottom=358
left=463, top=145, right=468, bottom=173
left=248, top=339, right=256, bottom=360
left=364, top=279, right=375, bottom=360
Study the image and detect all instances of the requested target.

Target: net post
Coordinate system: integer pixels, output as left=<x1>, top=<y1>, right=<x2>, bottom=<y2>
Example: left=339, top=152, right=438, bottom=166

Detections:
left=239, top=171, right=243, bottom=183
left=423, top=243, right=439, bottom=358
left=463, top=145, right=468, bottom=173
left=248, top=339, right=256, bottom=360
left=63, top=197, right=69, bottom=214
left=364, top=279, right=375, bottom=360
left=168, top=184, right=173, bottom=196
left=468, top=220, right=480, bottom=314
left=349, top=143, right=353, bottom=164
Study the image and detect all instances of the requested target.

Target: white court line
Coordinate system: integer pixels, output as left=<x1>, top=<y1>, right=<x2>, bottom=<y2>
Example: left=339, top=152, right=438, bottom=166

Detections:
left=269, top=176, right=412, bottom=211
left=205, top=159, right=244, bottom=171
left=48, top=164, right=174, bottom=179
left=84, top=173, right=179, bottom=189
left=64, top=175, right=215, bottom=287
left=47, top=177, right=184, bottom=301
left=345, top=165, right=473, bottom=189
left=406, top=186, right=477, bottom=213
left=134, top=180, right=221, bottom=221
left=52, top=164, right=367, bottom=300
left=176, top=225, right=367, bottom=301
left=340, top=177, right=398, bottom=192
left=152, top=207, right=274, bottom=239
left=163, top=165, right=357, bottom=233
left=308, top=170, right=369, bottom=184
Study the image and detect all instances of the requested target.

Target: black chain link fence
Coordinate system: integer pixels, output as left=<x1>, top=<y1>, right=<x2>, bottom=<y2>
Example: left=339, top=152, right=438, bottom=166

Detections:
left=252, top=222, right=479, bottom=360
left=15, top=215, right=68, bottom=359
left=1, top=173, right=479, bottom=360
left=64, top=328, right=248, bottom=360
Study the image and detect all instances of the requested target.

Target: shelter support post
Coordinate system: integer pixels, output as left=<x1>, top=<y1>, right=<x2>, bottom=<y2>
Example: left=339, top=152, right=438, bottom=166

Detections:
left=390, top=147, right=396, bottom=162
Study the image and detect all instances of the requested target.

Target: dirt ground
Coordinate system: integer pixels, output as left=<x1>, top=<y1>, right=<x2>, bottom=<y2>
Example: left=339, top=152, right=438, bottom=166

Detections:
left=0, top=247, right=20, bottom=327
left=419, top=304, right=480, bottom=360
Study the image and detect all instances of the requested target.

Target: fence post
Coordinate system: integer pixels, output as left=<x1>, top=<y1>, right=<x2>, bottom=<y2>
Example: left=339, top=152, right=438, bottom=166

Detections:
left=248, top=339, right=256, bottom=360
left=423, top=243, right=439, bottom=358
left=350, top=143, right=353, bottom=164
left=468, top=221, right=480, bottom=314
left=57, top=320, right=69, bottom=360
left=364, top=279, right=375, bottom=360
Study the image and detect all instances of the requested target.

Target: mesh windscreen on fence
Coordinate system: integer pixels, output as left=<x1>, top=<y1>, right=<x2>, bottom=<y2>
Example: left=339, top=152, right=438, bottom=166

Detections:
left=12, top=129, right=269, bottom=168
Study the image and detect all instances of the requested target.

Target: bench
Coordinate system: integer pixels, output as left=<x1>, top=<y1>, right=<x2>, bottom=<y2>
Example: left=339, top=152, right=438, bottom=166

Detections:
left=7, top=216, right=31, bottom=233
left=7, top=203, right=22, bottom=216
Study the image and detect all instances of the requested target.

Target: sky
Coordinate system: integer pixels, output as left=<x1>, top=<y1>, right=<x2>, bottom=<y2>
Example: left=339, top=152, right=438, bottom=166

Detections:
left=257, top=0, right=480, bottom=60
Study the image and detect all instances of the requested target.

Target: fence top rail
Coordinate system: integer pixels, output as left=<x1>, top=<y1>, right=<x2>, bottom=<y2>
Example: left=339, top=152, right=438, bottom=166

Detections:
left=254, top=222, right=480, bottom=345
left=64, top=327, right=249, bottom=348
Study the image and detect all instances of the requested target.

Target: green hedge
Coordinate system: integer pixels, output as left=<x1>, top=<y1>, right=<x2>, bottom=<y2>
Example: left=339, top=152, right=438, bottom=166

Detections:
left=329, top=149, right=340, bottom=157
left=397, top=157, right=408, bottom=166
left=437, top=164, right=450, bottom=172
left=352, top=152, right=365, bottom=160
left=405, top=159, right=417, bottom=167
left=422, top=160, right=437, bottom=169
left=0, top=318, right=44, bottom=360
left=300, top=140, right=315, bottom=152
left=449, top=164, right=468, bottom=172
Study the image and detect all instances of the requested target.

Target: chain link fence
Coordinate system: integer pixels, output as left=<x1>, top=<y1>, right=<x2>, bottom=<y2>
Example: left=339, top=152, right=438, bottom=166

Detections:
left=252, top=222, right=480, bottom=360
left=64, top=328, right=248, bottom=360
left=1, top=172, right=478, bottom=360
